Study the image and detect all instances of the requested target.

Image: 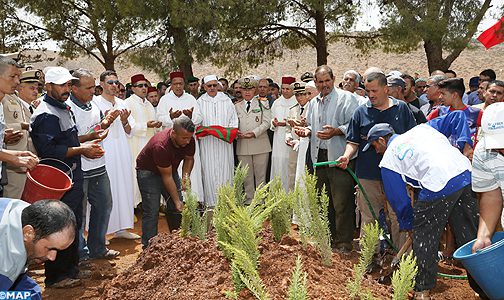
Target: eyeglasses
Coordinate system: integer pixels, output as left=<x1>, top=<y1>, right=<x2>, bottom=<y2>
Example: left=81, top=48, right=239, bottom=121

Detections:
left=106, top=80, right=120, bottom=85
left=206, top=84, right=218, bottom=88
left=133, top=83, right=149, bottom=88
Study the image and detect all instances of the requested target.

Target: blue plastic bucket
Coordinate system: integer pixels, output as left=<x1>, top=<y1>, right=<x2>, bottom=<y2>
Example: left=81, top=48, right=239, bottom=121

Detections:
left=453, top=231, right=504, bottom=300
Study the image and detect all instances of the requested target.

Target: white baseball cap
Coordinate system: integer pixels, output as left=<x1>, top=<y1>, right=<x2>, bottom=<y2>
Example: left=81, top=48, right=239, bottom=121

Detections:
left=481, top=102, right=504, bottom=149
left=44, top=67, right=77, bottom=85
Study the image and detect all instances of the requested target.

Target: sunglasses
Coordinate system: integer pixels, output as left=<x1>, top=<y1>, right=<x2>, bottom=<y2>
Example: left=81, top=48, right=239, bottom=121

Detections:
left=134, top=83, right=149, bottom=88
left=206, top=84, right=218, bottom=88
left=107, top=80, right=120, bottom=85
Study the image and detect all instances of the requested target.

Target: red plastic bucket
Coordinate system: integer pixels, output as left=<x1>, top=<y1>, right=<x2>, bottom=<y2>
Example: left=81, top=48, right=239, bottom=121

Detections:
left=21, top=159, right=73, bottom=204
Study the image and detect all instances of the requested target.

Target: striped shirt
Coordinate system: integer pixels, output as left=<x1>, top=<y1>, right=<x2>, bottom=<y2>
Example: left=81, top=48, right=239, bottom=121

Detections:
left=472, top=137, right=504, bottom=197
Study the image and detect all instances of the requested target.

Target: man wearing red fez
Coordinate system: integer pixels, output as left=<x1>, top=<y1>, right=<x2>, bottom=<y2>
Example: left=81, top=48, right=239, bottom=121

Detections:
left=146, top=87, right=159, bottom=108
left=125, top=74, right=162, bottom=209
left=270, top=75, right=297, bottom=191
left=156, top=71, right=204, bottom=203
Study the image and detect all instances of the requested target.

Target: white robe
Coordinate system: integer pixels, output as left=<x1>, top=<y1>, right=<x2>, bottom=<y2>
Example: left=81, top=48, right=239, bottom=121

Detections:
left=125, top=94, right=157, bottom=207
left=198, top=92, right=238, bottom=207
left=156, top=91, right=204, bottom=202
left=270, top=95, right=297, bottom=191
left=93, top=96, right=136, bottom=234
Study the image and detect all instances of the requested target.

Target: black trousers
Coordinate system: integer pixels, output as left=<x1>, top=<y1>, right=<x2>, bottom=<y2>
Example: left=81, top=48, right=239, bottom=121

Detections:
left=315, top=150, right=356, bottom=246
left=413, top=184, right=488, bottom=298
left=44, top=180, right=83, bottom=285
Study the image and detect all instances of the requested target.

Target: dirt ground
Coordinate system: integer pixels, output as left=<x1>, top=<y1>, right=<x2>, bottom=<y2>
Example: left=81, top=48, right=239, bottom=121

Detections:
left=32, top=216, right=477, bottom=300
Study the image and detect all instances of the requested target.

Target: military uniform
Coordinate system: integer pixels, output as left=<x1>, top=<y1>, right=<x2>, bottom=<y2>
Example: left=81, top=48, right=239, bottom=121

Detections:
left=235, top=77, right=272, bottom=202
left=2, top=69, right=40, bottom=198
left=285, top=101, right=308, bottom=190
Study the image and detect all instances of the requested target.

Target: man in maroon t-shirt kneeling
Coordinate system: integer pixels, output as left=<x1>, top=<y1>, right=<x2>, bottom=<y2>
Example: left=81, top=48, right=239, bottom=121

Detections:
left=136, top=115, right=195, bottom=248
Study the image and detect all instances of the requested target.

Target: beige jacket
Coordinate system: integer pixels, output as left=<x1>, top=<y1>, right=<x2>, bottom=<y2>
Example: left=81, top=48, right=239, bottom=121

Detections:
left=235, top=97, right=272, bottom=155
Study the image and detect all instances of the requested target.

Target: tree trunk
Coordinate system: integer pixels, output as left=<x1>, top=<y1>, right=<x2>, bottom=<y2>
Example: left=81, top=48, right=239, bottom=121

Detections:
left=103, top=53, right=115, bottom=71
left=423, top=40, right=449, bottom=74
left=314, top=9, right=328, bottom=66
left=172, top=27, right=194, bottom=78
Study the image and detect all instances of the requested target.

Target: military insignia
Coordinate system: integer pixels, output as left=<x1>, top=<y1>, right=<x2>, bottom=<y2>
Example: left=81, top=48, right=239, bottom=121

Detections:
left=35, top=71, right=42, bottom=80
left=244, top=77, right=250, bottom=84
left=13, top=111, right=18, bottom=119
left=252, top=108, right=261, bottom=113
left=294, top=83, right=300, bottom=89
left=255, top=116, right=259, bottom=122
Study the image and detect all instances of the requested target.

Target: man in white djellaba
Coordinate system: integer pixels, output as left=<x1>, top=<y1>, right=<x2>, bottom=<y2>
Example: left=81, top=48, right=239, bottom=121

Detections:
left=157, top=71, right=204, bottom=202
left=93, top=70, right=139, bottom=240
left=270, top=75, right=297, bottom=191
left=125, top=73, right=162, bottom=208
left=197, top=75, right=238, bottom=207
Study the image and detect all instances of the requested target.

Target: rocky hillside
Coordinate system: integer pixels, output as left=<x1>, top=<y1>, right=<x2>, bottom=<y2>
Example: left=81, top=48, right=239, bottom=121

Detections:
left=23, top=41, right=504, bottom=85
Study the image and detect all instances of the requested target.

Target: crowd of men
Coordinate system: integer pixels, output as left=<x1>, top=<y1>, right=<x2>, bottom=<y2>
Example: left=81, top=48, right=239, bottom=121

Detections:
left=1, top=53, right=504, bottom=299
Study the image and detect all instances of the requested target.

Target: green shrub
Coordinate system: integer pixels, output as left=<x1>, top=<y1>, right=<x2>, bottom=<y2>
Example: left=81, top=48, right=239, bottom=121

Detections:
left=267, top=177, right=293, bottom=241
left=392, top=251, right=418, bottom=300
left=347, top=221, right=381, bottom=300
left=287, top=255, right=309, bottom=300
left=219, top=243, right=270, bottom=300
left=179, top=176, right=207, bottom=239
left=293, top=169, right=332, bottom=266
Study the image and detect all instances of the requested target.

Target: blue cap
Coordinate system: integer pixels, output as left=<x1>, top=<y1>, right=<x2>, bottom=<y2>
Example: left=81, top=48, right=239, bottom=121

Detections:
left=362, top=123, right=395, bottom=152
left=469, top=76, right=479, bottom=87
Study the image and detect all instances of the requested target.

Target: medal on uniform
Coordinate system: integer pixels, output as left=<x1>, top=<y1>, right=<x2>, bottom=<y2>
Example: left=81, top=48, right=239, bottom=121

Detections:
left=255, top=116, right=259, bottom=122
left=13, top=111, right=18, bottom=119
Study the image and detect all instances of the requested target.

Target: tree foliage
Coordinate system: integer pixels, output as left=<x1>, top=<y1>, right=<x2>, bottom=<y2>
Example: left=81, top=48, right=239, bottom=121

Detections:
left=209, top=0, right=360, bottom=76
left=378, top=0, right=492, bottom=73
left=124, top=0, right=219, bottom=79
left=9, top=0, right=157, bottom=70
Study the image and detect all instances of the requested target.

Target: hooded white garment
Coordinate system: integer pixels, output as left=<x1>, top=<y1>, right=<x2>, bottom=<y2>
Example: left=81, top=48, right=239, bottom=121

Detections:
left=379, top=124, right=471, bottom=192
left=0, top=199, right=29, bottom=286
left=270, top=95, right=297, bottom=191
left=157, top=91, right=204, bottom=202
left=197, top=92, right=238, bottom=207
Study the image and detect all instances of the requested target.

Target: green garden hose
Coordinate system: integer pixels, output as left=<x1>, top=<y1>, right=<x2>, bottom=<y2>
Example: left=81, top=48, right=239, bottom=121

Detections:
left=312, top=160, right=468, bottom=280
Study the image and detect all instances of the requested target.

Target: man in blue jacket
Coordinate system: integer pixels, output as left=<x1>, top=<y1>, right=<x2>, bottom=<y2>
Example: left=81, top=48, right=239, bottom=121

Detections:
left=30, top=67, right=105, bottom=288
left=0, top=199, right=76, bottom=299
left=365, top=122, right=487, bottom=299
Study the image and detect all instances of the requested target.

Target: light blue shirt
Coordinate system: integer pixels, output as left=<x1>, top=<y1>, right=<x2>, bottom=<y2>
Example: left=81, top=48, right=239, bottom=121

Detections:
left=306, top=88, right=359, bottom=163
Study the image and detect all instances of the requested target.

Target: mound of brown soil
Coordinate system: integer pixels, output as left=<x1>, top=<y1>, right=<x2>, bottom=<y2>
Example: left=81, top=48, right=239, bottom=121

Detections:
left=101, top=228, right=392, bottom=299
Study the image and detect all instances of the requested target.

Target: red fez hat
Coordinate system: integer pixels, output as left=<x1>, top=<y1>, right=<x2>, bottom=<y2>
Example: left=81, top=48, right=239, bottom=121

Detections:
left=131, top=74, right=147, bottom=84
left=147, top=87, right=157, bottom=94
left=281, top=76, right=296, bottom=85
left=169, top=71, right=184, bottom=80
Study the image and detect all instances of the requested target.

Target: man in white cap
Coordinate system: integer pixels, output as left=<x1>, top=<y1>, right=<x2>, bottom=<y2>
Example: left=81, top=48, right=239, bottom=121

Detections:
left=30, top=66, right=105, bottom=288
left=197, top=74, right=238, bottom=207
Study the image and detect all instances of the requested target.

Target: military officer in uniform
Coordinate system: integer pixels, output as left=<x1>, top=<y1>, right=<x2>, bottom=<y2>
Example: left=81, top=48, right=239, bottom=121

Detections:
left=2, top=69, right=41, bottom=198
left=235, top=76, right=272, bottom=203
left=285, top=82, right=310, bottom=190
